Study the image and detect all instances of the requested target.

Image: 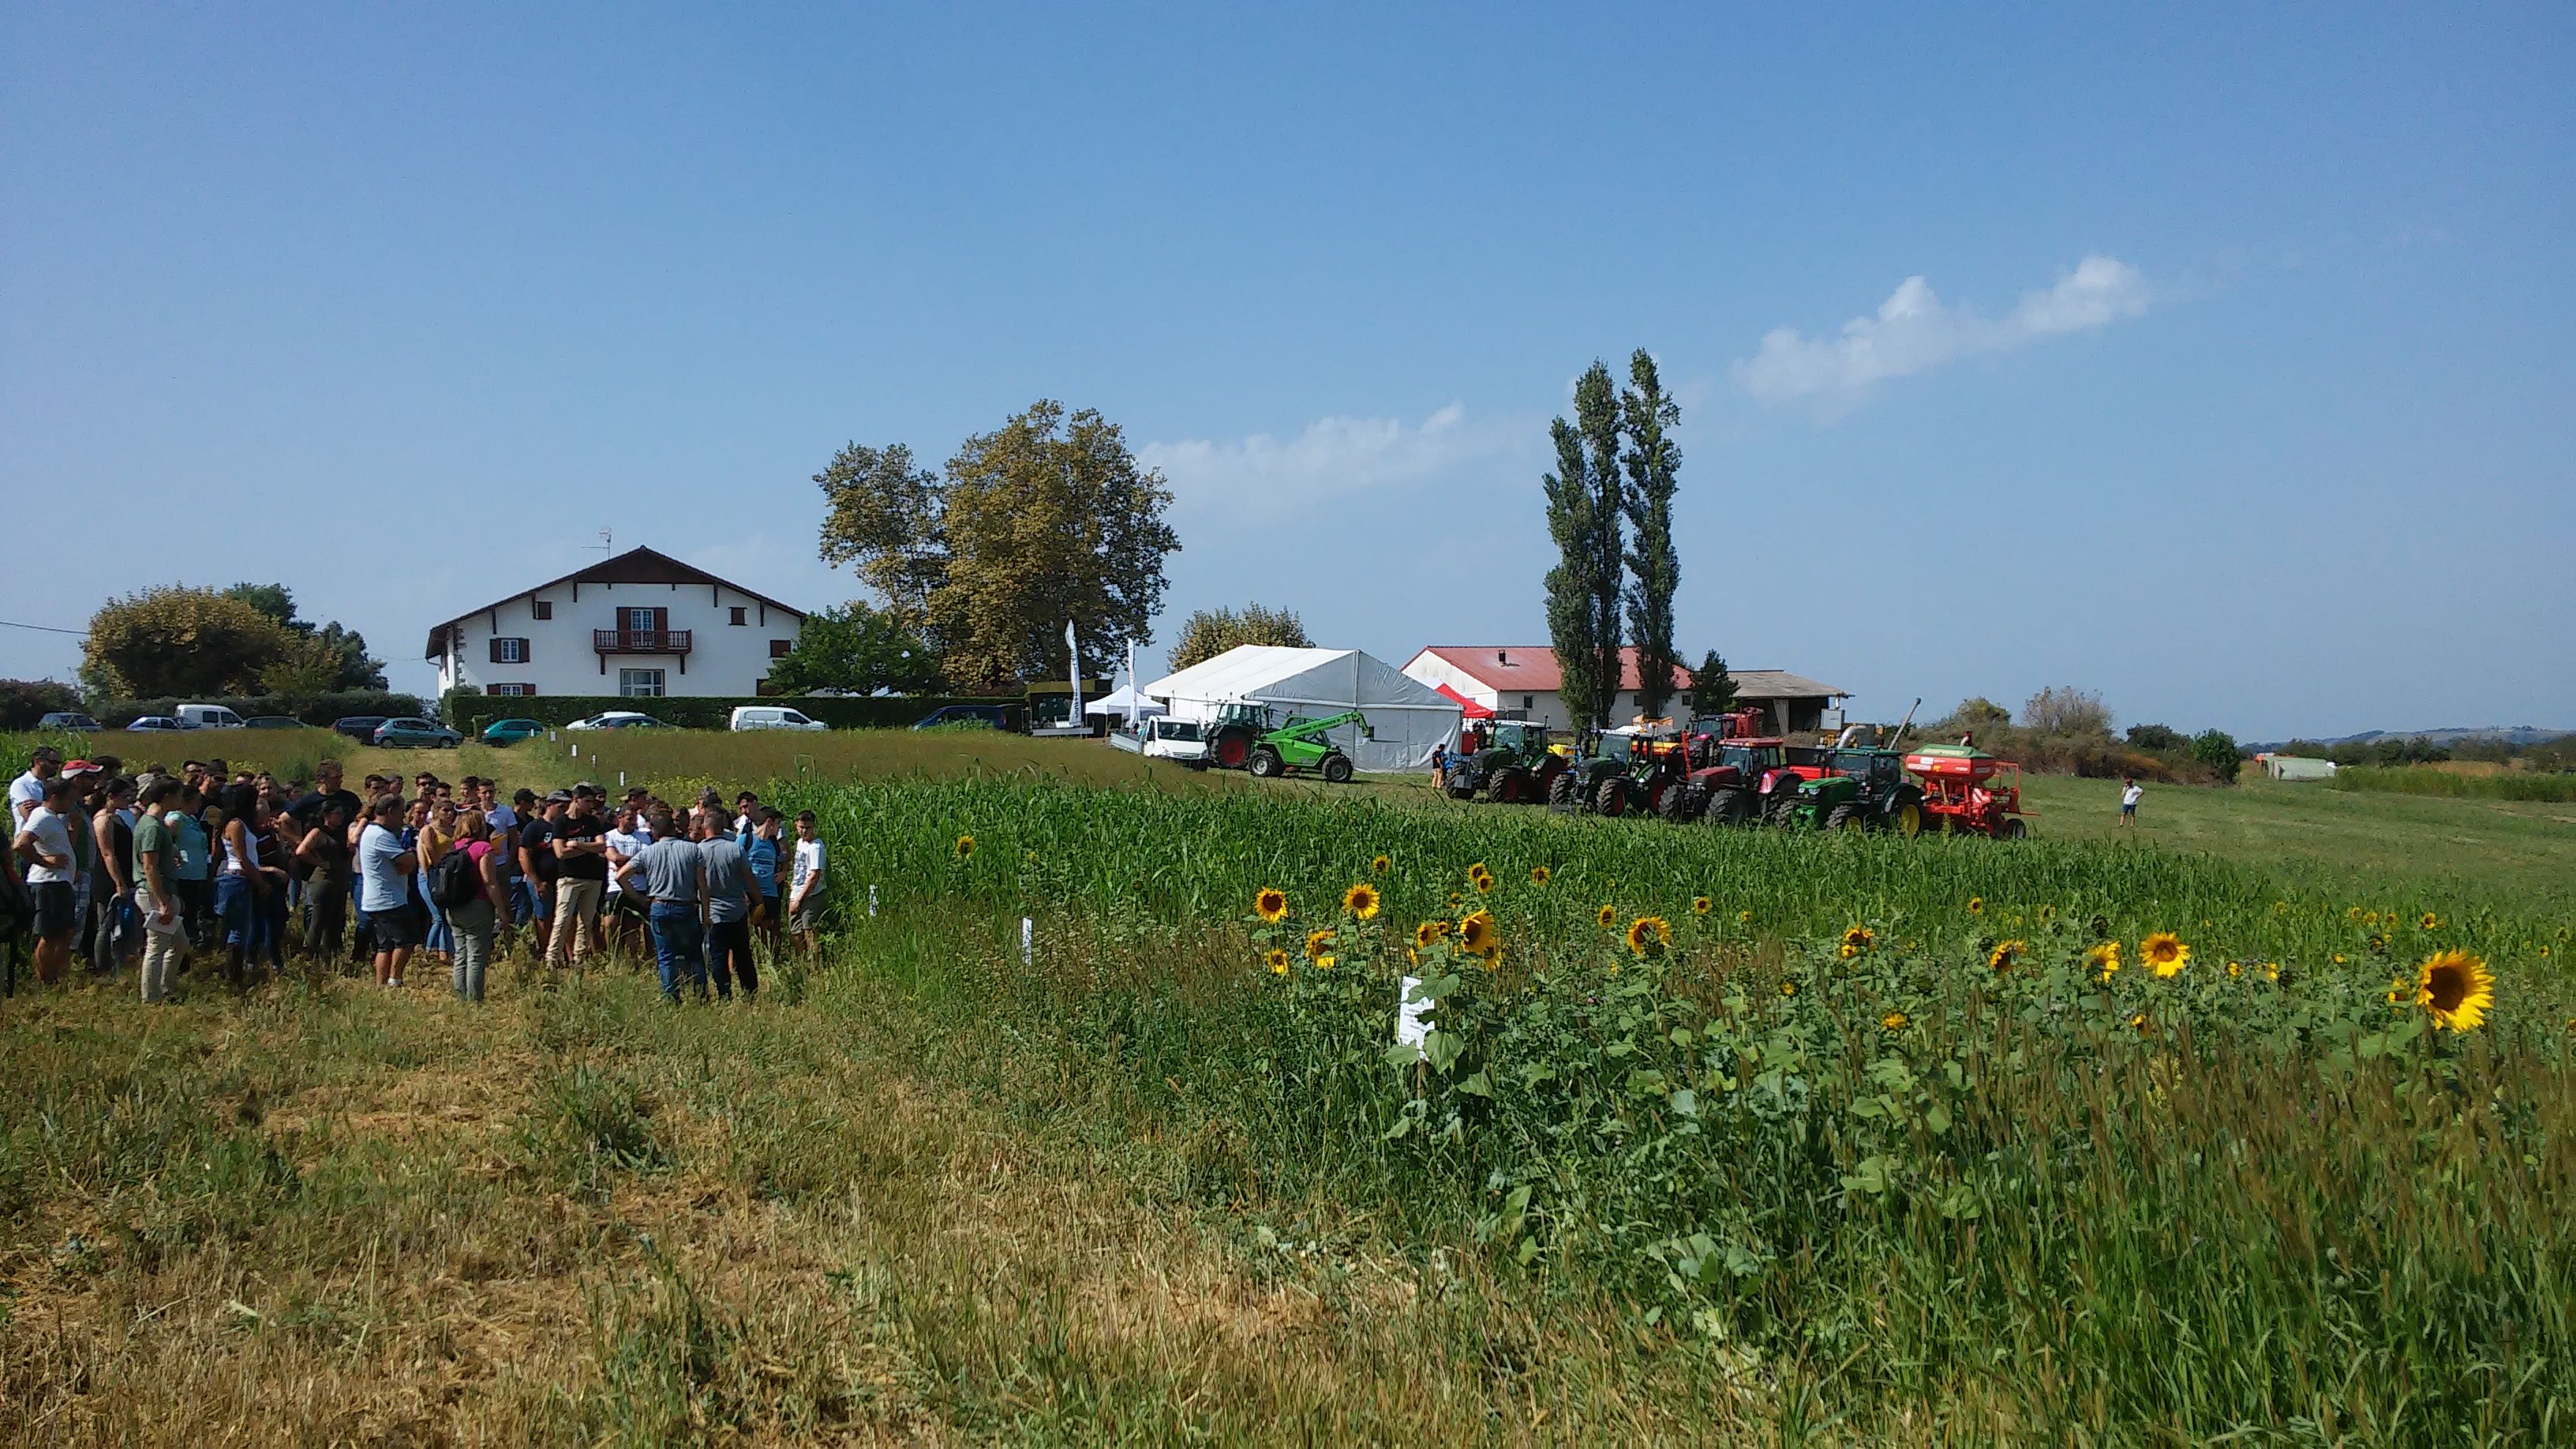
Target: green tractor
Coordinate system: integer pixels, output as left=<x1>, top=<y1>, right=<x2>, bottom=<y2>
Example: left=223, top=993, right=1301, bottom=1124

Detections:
left=1548, top=723, right=1694, bottom=818
left=1245, top=710, right=1369, bottom=784
left=1443, top=720, right=1567, bottom=804
left=1779, top=747, right=1929, bottom=835
left=1204, top=701, right=1275, bottom=771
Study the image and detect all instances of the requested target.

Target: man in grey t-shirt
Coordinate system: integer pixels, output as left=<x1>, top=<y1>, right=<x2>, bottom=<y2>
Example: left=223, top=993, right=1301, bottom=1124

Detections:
left=697, top=829, right=757, bottom=1001
left=616, top=808, right=707, bottom=1001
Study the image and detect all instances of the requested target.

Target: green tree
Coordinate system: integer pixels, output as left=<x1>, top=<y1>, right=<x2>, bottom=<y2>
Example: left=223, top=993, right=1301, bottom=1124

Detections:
left=2192, top=728, right=2243, bottom=784
left=1945, top=697, right=2013, bottom=733
left=2126, top=722, right=2187, bottom=752
left=82, top=586, right=296, bottom=697
left=764, top=601, right=941, bottom=696
left=2023, top=685, right=2113, bottom=737
left=1687, top=650, right=1737, bottom=717
left=1574, top=362, right=1627, bottom=726
left=1166, top=602, right=1313, bottom=672
left=1619, top=350, right=1682, bottom=720
left=219, top=582, right=386, bottom=690
left=815, top=402, right=1180, bottom=689
left=1542, top=416, right=1605, bottom=732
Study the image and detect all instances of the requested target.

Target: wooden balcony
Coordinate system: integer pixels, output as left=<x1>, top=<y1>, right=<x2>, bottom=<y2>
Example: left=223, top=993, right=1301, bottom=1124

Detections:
left=593, top=628, right=693, bottom=655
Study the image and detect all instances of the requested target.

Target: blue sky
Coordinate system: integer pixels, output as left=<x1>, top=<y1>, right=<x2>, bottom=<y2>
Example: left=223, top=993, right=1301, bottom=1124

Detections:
left=5, top=5, right=2570, bottom=739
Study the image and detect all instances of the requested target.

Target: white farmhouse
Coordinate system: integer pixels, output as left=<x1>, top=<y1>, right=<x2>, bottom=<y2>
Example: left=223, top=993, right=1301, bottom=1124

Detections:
left=423, top=546, right=807, bottom=700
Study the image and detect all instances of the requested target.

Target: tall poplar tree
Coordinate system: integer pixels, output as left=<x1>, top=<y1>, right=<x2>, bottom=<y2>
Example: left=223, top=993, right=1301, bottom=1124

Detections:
left=1574, top=361, right=1627, bottom=728
left=1541, top=416, right=1604, bottom=730
left=1619, top=350, right=1682, bottom=720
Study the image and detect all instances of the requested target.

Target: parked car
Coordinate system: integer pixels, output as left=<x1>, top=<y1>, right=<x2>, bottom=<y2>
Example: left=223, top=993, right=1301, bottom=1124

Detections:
left=729, top=706, right=826, bottom=732
left=125, top=716, right=188, bottom=732
left=566, top=711, right=669, bottom=731
left=332, top=715, right=390, bottom=742
left=912, top=704, right=1018, bottom=732
left=481, top=717, right=547, bottom=746
left=242, top=715, right=307, bottom=729
left=174, top=703, right=245, bottom=729
left=373, top=717, right=463, bottom=749
left=1109, top=716, right=1208, bottom=766
left=36, top=712, right=100, bottom=732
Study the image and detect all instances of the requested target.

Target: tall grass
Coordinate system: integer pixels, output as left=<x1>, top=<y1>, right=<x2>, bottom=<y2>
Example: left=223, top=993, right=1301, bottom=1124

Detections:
left=2335, top=763, right=2576, bottom=802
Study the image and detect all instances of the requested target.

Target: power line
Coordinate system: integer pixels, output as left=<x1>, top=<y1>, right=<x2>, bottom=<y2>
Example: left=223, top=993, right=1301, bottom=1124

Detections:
left=0, top=619, right=87, bottom=637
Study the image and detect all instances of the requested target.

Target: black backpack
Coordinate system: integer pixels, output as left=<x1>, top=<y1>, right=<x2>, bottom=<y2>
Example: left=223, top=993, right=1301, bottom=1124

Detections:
left=429, top=848, right=482, bottom=909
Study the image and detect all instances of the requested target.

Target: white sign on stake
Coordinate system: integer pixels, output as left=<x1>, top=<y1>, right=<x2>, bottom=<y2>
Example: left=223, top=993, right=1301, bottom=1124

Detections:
left=619, top=770, right=627, bottom=789
left=1020, top=916, right=1035, bottom=966
left=1396, top=975, right=1432, bottom=1048
left=867, top=884, right=878, bottom=918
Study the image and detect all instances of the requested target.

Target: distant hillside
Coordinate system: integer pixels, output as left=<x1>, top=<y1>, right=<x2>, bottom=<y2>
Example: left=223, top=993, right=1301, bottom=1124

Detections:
left=2245, top=725, right=2572, bottom=754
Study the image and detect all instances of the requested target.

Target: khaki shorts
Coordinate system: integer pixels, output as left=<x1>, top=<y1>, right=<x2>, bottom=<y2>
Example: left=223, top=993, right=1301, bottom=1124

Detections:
left=789, top=895, right=825, bottom=933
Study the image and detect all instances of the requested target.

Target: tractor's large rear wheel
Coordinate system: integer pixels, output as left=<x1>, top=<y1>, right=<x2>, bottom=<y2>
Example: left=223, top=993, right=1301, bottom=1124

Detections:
left=1825, top=803, right=1864, bottom=832
left=1321, top=754, right=1354, bottom=784
left=1492, top=767, right=1529, bottom=803
left=1657, top=783, right=1690, bottom=822
left=1248, top=748, right=1283, bottom=779
left=1211, top=730, right=1252, bottom=770
left=1889, top=799, right=1925, bottom=838
left=1764, top=789, right=1801, bottom=828
left=1548, top=770, right=1581, bottom=813
left=1594, top=777, right=1628, bottom=817
left=1705, top=788, right=1747, bottom=825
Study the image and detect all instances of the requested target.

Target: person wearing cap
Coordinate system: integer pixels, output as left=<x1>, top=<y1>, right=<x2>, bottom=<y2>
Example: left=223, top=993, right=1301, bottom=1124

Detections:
left=14, top=775, right=84, bottom=985
left=11, top=746, right=64, bottom=842
left=549, top=784, right=610, bottom=970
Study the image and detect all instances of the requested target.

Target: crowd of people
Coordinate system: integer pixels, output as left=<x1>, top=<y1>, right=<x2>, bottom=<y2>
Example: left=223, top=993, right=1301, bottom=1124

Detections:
left=6, top=743, right=830, bottom=1005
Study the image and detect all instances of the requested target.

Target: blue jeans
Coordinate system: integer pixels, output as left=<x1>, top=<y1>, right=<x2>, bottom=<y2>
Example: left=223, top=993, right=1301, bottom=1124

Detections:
left=706, top=918, right=754, bottom=999
left=509, top=877, right=539, bottom=926
left=424, top=881, right=451, bottom=956
left=648, top=903, right=706, bottom=1002
left=215, top=872, right=256, bottom=947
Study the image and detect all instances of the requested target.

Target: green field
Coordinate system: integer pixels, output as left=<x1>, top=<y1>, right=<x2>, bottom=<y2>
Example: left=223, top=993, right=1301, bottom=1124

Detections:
left=4, top=729, right=2570, bottom=1441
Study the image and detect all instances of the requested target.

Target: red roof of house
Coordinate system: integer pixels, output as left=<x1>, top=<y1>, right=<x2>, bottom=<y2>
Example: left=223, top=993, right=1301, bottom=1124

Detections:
left=1410, top=646, right=1692, bottom=695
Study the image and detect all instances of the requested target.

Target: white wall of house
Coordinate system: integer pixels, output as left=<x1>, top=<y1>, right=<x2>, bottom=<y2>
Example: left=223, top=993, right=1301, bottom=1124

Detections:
left=1398, top=654, right=1657, bottom=731
left=435, top=580, right=802, bottom=698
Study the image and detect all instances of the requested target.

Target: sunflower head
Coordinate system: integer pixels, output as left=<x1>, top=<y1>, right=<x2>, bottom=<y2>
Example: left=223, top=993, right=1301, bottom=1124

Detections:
left=2415, top=949, right=2494, bottom=1032
left=2130, top=1012, right=2152, bottom=1037
left=1691, top=896, right=1713, bottom=917
left=1264, top=948, right=1290, bottom=975
left=2227, top=960, right=2243, bottom=978
left=2420, top=912, right=2440, bottom=931
left=1988, top=940, right=2022, bottom=972
left=1881, top=1011, right=1908, bottom=1032
left=1313, top=953, right=1336, bottom=972
left=1305, top=928, right=1337, bottom=960
left=1780, top=980, right=1797, bottom=998
left=2087, top=940, right=2122, bottom=979
left=1597, top=904, right=1619, bottom=929
left=2039, top=904, right=2057, bottom=923
left=2264, top=961, right=2280, bottom=981
left=1840, top=924, right=1874, bottom=954
left=1738, top=910, right=1754, bottom=926
left=1342, top=882, right=1381, bottom=920
left=1471, top=871, right=1495, bottom=893
left=1370, top=853, right=1391, bottom=874
left=2140, top=931, right=2189, bottom=978
left=1458, top=911, right=1497, bottom=957
left=955, top=834, right=976, bottom=859
left=1625, top=915, right=1672, bottom=957
left=1530, top=865, right=1551, bottom=886
left=1253, top=887, right=1289, bottom=923
left=1967, top=897, right=1985, bottom=915
left=1447, top=893, right=1464, bottom=909
left=1414, top=920, right=1448, bottom=949
left=2347, top=906, right=2364, bottom=920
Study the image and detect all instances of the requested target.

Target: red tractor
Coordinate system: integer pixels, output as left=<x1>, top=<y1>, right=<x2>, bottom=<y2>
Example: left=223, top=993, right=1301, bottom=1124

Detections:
left=1688, top=737, right=1820, bottom=825
left=1901, top=743, right=2031, bottom=838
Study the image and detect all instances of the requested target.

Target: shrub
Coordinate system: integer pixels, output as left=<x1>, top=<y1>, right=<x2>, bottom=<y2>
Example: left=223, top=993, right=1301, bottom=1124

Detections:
left=2192, top=728, right=2242, bottom=784
left=0, top=680, right=83, bottom=730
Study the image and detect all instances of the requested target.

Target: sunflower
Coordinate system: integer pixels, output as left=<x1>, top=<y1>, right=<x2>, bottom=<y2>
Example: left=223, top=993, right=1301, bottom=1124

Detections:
left=2039, top=904, right=2057, bottom=923
left=1967, top=897, right=1985, bottom=915
left=1458, top=911, right=1497, bottom=957
left=1448, top=893, right=1464, bottom=909
left=1253, top=887, right=1290, bottom=923
left=2385, top=978, right=2412, bottom=1006
left=2130, top=1012, right=2152, bottom=1037
left=2087, top=940, right=2122, bottom=979
left=1313, top=953, right=1337, bottom=972
left=1597, top=904, right=1619, bottom=929
left=1987, top=939, right=2022, bottom=972
left=1691, top=897, right=1713, bottom=916
left=1305, top=928, right=1337, bottom=961
left=1881, top=1011, right=1908, bottom=1032
left=1838, top=943, right=1861, bottom=960
left=1626, top=915, right=1672, bottom=957
left=2140, top=931, right=2189, bottom=978
left=1264, top=949, right=1290, bottom=975
left=2226, top=960, right=2243, bottom=978
left=1342, top=882, right=1381, bottom=919
left=1780, top=980, right=1798, bottom=998
left=2415, top=949, right=2494, bottom=1032
left=2263, top=961, right=2280, bottom=981
left=1840, top=924, right=1875, bottom=955
left=2363, top=911, right=2379, bottom=927
left=2368, top=934, right=2389, bottom=950
left=2334, top=953, right=2347, bottom=964
left=2419, top=912, right=2440, bottom=931
left=1738, top=910, right=1754, bottom=926
left=1466, top=861, right=1490, bottom=884
left=1370, top=854, right=1391, bottom=874
left=955, top=834, right=976, bottom=859
left=1530, top=865, right=1551, bottom=886
left=2346, top=906, right=2364, bottom=920
left=1472, top=872, right=1496, bottom=893
left=1414, top=920, right=1449, bottom=949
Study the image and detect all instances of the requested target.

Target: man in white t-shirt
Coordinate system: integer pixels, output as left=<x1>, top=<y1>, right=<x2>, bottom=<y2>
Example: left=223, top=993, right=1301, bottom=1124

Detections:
left=601, top=805, right=651, bottom=958
left=9, top=744, right=62, bottom=837
left=2119, top=778, right=2144, bottom=827
left=13, top=775, right=83, bottom=984
left=787, top=809, right=827, bottom=957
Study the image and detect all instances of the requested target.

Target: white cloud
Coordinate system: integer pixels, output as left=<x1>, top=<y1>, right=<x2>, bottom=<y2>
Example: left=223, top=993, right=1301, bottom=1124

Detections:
left=1734, top=254, right=2150, bottom=411
left=1142, top=403, right=1530, bottom=515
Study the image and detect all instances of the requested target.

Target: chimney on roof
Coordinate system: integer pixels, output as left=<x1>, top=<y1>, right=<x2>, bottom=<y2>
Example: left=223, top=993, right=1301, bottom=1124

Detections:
left=1497, top=650, right=1508, bottom=665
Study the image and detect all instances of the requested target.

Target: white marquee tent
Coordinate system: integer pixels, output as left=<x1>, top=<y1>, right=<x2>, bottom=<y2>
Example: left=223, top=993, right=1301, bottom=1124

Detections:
left=1140, top=646, right=1462, bottom=773
left=1081, top=686, right=1166, bottom=721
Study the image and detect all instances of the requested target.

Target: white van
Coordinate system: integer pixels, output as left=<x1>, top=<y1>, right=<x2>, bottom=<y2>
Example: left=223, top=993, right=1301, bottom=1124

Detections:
left=728, top=706, right=826, bottom=732
left=174, top=703, right=245, bottom=730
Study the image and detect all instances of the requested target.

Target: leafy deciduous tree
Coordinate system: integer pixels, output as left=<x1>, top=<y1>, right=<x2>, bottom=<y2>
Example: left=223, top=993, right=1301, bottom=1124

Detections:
left=1687, top=651, right=1737, bottom=717
left=764, top=601, right=941, bottom=696
left=814, top=443, right=946, bottom=626
left=82, top=587, right=296, bottom=698
left=2192, top=728, right=2243, bottom=784
left=2022, top=686, right=2114, bottom=737
left=1166, top=602, right=1313, bottom=672
left=1619, top=350, right=1682, bottom=721
left=1542, top=415, right=1606, bottom=732
left=219, top=582, right=387, bottom=690
left=1574, top=362, right=1627, bottom=727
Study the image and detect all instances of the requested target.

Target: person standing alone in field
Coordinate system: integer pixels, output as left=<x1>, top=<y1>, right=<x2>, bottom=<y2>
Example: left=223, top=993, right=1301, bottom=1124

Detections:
left=2120, top=777, right=2144, bottom=827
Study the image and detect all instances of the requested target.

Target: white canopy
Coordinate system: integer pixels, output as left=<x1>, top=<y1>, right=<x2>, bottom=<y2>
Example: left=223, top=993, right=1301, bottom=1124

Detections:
left=1083, top=686, right=1166, bottom=719
left=1140, top=645, right=1462, bottom=772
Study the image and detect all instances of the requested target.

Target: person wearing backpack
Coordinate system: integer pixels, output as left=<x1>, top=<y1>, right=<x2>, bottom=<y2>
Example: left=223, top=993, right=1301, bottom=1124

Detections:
left=438, top=810, right=505, bottom=1002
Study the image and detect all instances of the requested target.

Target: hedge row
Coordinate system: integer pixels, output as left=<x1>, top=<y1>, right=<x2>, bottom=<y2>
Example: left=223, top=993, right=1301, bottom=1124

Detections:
left=86, top=691, right=430, bottom=729
left=446, top=693, right=1025, bottom=735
